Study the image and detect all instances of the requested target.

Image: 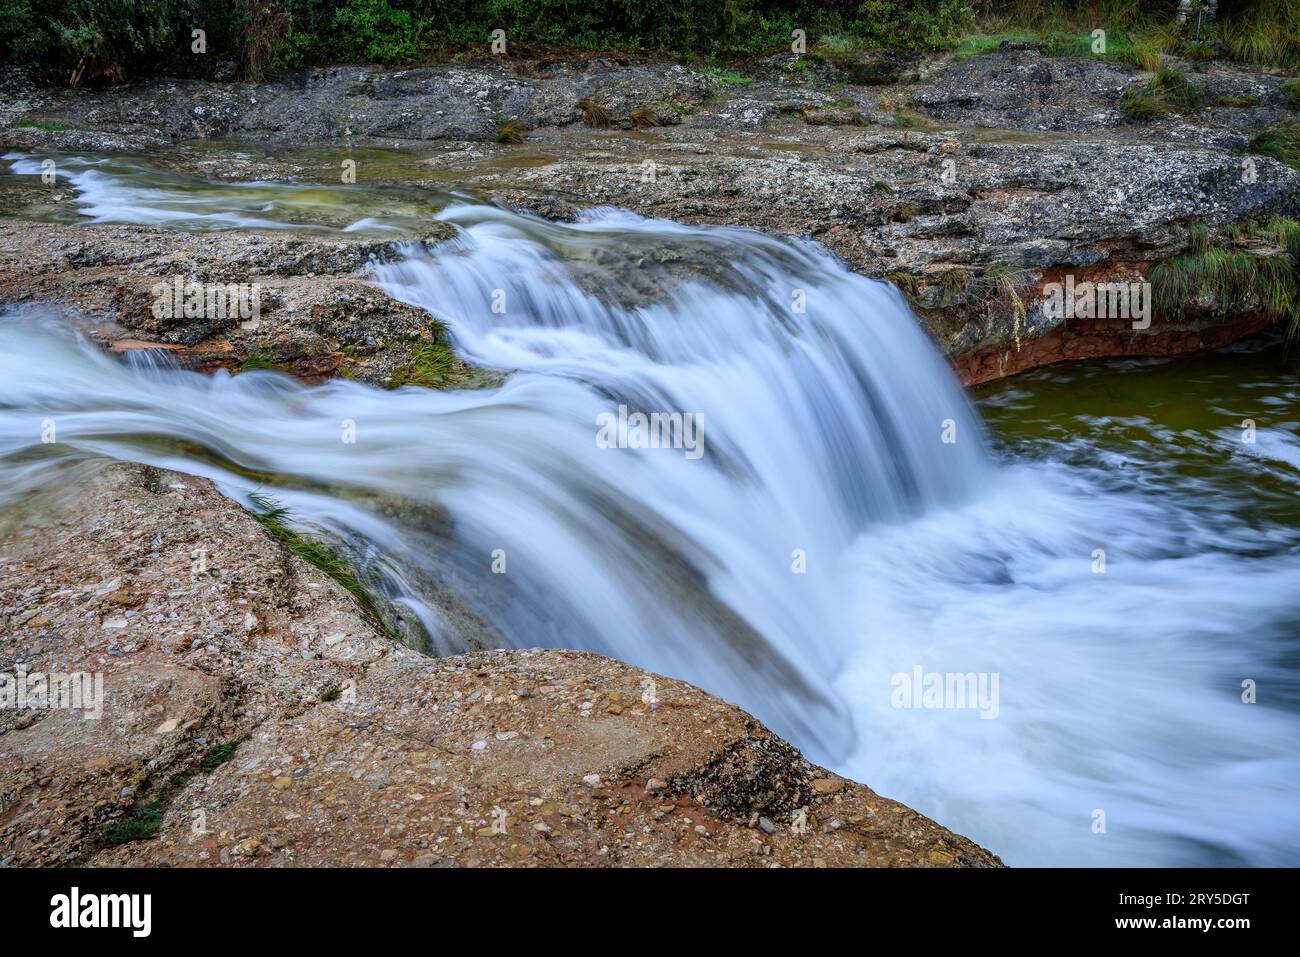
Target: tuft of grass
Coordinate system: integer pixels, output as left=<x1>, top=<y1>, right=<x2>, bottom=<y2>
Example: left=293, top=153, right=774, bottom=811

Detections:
left=629, top=106, right=661, bottom=128
left=200, top=738, right=244, bottom=773
left=1149, top=218, right=1300, bottom=338
left=1213, top=93, right=1260, bottom=108
left=237, top=352, right=278, bottom=373
left=705, top=67, right=754, bottom=86
left=16, top=120, right=68, bottom=132
left=100, top=802, right=164, bottom=846
left=1251, top=120, right=1300, bottom=170
left=495, top=119, right=525, bottom=145
left=390, top=341, right=461, bottom=389
left=319, top=685, right=342, bottom=702
left=247, top=491, right=394, bottom=638
left=1283, top=78, right=1300, bottom=110
left=580, top=100, right=611, bottom=128
left=1122, top=65, right=1204, bottom=121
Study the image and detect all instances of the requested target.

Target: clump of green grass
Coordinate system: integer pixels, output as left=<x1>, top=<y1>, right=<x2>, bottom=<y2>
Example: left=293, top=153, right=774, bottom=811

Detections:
left=705, top=67, right=754, bottom=86
left=1122, top=65, right=1204, bottom=121
left=495, top=119, right=525, bottom=145
left=1283, top=78, right=1300, bottom=110
left=247, top=491, right=394, bottom=638
left=1251, top=120, right=1300, bottom=170
left=319, top=684, right=342, bottom=702
left=1150, top=218, right=1300, bottom=335
left=237, top=352, right=278, bottom=373
left=1220, top=1, right=1300, bottom=70
left=1213, top=93, right=1260, bottom=108
left=200, top=739, right=244, bottom=773
left=100, top=801, right=164, bottom=846
left=390, top=341, right=461, bottom=389
left=16, top=120, right=68, bottom=132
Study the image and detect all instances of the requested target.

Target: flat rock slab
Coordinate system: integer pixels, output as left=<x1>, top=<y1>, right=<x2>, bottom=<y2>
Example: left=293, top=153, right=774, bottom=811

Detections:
left=1, top=462, right=999, bottom=868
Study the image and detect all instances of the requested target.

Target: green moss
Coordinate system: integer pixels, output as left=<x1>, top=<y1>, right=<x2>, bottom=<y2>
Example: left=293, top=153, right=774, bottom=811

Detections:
left=237, top=352, right=279, bottom=373
left=705, top=68, right=755, bottom=86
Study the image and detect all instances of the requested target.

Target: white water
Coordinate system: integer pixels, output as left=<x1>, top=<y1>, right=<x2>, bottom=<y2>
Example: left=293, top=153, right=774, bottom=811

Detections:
left=3, top=154, right=1299, bottom=866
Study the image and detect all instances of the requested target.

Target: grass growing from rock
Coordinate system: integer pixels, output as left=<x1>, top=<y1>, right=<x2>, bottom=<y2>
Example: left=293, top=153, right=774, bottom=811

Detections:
left=247, top=491, right=395, bottom=638
left=1282, top=79, right=1300, bottom=110
left=390, top=340, right=465, bottom=389
left=1150, top=218, right=1300, bottom=334
left=237, top=352, right=279, bottom=373
left=1251, top=120, right=1300, bottom=170
left=495, top=120, right=526, bottom=145
left=200, top=739, right=245, bottom=772
left=1121, top=65, right=1205, bottom=121
left=100, top=801, right=164, bottom=846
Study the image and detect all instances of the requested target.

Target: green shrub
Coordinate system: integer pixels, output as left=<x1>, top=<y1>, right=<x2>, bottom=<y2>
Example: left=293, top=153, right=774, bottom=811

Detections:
left=849, top=0, right=977, bottom=50
left=331, top=0, right=419, bottom=63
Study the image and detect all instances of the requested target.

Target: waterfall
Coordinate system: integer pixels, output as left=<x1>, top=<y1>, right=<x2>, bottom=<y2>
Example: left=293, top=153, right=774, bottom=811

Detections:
left=3, top=153, right=1299, bottom=866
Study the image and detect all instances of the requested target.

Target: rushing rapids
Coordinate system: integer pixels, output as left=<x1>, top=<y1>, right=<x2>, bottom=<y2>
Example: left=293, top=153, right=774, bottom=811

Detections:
left=2, top=153, right=1299, bottom=866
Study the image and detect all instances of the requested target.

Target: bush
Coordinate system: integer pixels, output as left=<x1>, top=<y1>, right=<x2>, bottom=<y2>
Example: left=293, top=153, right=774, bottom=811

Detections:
left=331, top=0, right=419, bottom=63
left=0, top=0, right=200, bottom=82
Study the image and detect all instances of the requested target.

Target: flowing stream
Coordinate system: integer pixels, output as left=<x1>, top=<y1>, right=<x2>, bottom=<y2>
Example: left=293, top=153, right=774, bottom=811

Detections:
left=3, top=153, right=1299, bottom=866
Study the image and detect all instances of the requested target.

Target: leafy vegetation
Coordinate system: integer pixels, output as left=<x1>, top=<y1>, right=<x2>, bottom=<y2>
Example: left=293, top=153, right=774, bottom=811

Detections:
left=3, top=1, right=1298, bottom=83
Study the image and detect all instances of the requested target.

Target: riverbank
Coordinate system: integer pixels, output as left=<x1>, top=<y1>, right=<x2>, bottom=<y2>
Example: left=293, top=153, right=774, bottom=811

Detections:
left=2, top=41, right=1299, bottom=869
left=4, top=46, right=1300, bottom=381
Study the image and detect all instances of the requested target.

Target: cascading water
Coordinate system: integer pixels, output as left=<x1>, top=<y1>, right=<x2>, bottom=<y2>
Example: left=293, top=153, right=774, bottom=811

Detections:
left=2, top=153, right=1299, bottom=867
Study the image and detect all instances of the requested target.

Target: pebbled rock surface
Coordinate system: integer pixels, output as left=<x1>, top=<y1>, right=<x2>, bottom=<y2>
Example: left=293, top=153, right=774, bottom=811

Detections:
left=0, top=462, right=1000, bottom=868
left=0, top=218, right=461, bottom=385
left=5, top=49, right=1298, bottom=378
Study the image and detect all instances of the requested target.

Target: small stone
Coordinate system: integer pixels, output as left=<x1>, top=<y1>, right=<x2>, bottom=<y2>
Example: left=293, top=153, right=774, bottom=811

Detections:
left=758, top=816, right=777, bottom=834
left=379, top=849, right=399, bottom=862
left=236, top=838, right=261, bottom=855
left=582, top=773, right=602, bottom=788
left=272, top=776, right=293, bottom=790
left=811, top=777, right=845, bottom=794
left=471, top=740, right=487, bottom=751
left=154, top=718, right=179, bottom=734
left=645, top=778, right=668, bottom=793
